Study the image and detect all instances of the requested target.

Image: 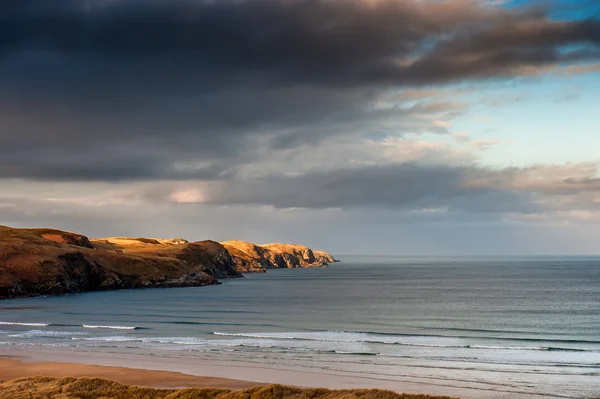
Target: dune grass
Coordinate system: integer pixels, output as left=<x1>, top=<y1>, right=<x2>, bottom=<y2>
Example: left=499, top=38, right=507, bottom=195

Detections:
left=0, top=377, right=457, bottom=399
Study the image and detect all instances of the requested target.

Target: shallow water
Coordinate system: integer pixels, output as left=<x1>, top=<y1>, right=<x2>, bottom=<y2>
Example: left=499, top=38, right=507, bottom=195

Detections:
left=1, top=256, right=599, bottom=398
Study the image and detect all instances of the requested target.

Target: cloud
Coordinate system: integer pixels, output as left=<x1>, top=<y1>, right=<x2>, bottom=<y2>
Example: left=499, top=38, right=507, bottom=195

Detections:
left=184, top=163, right=528, bottom=212
left=0, top=0, right=598, bottom=182
left=3, top=160, right=600, bottom=235
left=1, top=0, right=600, bottom=254
left=111, top=161, right=599, bottom=220
left=2, top=159, right=600, bottom=254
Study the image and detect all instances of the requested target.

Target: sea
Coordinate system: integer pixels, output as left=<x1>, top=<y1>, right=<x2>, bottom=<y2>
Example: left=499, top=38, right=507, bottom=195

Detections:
left=1, top=256, right=599, bottom=398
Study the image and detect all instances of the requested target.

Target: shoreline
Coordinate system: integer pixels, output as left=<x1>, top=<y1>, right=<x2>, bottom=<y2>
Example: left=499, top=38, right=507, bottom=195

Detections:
left=0, top=347, right=557, bottom=399
left=0, top=357, right=257, bottom=390
left=2, top=263, right=597, bottom=399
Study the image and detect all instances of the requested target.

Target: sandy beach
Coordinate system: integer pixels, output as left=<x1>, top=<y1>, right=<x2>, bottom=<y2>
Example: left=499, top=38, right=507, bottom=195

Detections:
left=0, top=346, right=567, bottom=399
left=0, top=357, right=257, bottom=389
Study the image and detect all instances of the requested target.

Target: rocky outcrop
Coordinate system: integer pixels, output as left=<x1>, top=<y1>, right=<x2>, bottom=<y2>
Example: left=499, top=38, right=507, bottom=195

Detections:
left=221, top=241, right=338, bottom=273
left=313, top=250, right=338, bottom=264
left=0, top=226, right=240, bottom=299
left=220, top=241, right=271, bottom=273
left=0, top=225, right=338, bottom=298
left=175, top=241, right=239, bottom=279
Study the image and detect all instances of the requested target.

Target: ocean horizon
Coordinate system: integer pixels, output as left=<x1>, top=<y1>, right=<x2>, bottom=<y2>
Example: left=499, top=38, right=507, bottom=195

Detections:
left=1, top=256, right=599, bottom=398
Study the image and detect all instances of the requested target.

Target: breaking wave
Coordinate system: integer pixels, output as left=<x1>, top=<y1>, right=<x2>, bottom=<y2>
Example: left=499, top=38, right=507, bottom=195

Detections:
left=213, top=331, right=599, bottom=353
left=0, top=322, right=50, bottom=327
left=82, top=325, right=139, bottom=330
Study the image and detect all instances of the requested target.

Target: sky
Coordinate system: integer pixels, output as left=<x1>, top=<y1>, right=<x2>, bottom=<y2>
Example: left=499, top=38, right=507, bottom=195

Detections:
left=1, top=0, right=599, bottom=255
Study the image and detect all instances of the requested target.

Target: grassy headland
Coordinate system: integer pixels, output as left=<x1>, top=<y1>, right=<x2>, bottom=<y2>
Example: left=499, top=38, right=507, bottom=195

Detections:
left=0, top=225, right=337, bottom=298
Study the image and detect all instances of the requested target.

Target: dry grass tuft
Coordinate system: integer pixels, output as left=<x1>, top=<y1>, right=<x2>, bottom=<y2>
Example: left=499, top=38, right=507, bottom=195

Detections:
left=0, top=377, right=457, bottom=399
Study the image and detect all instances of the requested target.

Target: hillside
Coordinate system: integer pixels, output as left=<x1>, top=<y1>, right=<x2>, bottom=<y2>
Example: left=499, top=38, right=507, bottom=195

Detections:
left=89, top=236, right=239, bottom=279
left=220, top=240, right=338, bottom=272
left=0, top=226, right=240, bottom=299
left=0, top=377, right=455, bottom=399
left=95, top=237, right=337, bottom=274
left=0, top=226, right=338, bottom=298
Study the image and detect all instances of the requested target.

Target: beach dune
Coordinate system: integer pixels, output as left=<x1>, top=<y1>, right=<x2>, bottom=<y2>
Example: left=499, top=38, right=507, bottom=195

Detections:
left=0, top=358, right=455, bottom=399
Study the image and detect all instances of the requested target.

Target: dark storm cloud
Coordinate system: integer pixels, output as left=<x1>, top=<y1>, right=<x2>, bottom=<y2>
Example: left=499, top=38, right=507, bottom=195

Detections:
left=2, top=0, right=598, bottom=87
left=187, top=162, right=600, bottom=215
left=0, top=0, right=598, bottom=181
left=199, top=163, right=537, bottom=213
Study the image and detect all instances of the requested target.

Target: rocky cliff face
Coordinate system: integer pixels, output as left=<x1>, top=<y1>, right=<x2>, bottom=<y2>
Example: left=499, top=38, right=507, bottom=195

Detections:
left=220, top=241, right=271, bottom=273
left=221, top=241, right=338, bottom=273
left=0, top=225, right=338, bottom=298
left=175, top=241, right=239, bottom=279
left=0, top=226, right=241, bottom=299
left=313, top=250, right=338, bottom=264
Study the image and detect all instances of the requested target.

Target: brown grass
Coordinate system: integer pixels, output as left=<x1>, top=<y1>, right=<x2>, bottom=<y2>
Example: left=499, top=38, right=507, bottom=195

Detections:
left=0, top=377, right=457, bottom=399
left=0, top=226, right=239, bottom=298
left=0, top=224, right=334, bottom=297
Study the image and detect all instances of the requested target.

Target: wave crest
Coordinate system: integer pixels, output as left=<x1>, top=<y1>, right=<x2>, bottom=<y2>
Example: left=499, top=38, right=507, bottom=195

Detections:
left=82, top=325, right=138, bottom=330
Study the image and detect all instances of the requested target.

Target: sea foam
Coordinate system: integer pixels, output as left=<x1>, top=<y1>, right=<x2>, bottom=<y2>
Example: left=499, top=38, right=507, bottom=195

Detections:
left=82, top=325, right=138, bottom=330
left=0, top=322, right=50, bottom=327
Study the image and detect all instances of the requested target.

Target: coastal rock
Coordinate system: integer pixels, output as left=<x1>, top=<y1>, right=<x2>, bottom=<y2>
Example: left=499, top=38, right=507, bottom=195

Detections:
left=175, top=241, right=239, bottom=279
left=220, top=240, right=271, bottom=273
left=221, top=241, right=338, bottom=273
left=0, top=225, right=338, bottom=298
left=0, top=226, right=238, bottom=299
left=313, top=250, right=338, bottom=264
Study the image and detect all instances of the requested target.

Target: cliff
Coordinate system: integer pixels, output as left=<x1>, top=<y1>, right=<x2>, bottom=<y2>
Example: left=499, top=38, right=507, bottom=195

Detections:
left=0, top=226, right=241, bottom=299
left=221, top=241, right=338, bottom=273
left=219, top=240, right=271, bottom=273
left=0, top=225, right=338, bottom=298
left=90, top=236, right=240, bottom=279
